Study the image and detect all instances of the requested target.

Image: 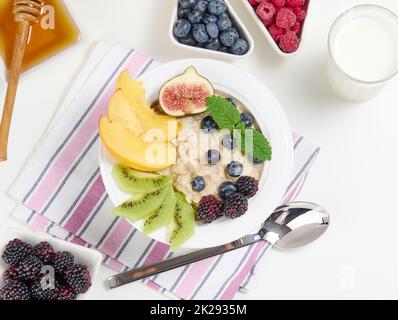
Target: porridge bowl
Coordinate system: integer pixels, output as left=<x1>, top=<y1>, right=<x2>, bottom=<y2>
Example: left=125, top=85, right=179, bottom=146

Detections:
left=99, top=58, right=293, bottom=249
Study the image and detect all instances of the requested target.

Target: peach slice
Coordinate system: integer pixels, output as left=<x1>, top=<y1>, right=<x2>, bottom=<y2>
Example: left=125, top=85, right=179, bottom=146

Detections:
left=99, top=116, right=176, bottom=172
left=116, top=71, right=179, bottom=141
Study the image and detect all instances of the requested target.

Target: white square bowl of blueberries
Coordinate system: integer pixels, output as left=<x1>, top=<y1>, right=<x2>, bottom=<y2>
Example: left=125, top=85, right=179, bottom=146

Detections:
left=171, top=0, right=254, bottom=58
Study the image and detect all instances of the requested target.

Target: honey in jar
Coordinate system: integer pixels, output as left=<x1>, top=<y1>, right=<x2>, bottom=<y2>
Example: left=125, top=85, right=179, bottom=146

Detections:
left=0, top=0, right=80, bottom=72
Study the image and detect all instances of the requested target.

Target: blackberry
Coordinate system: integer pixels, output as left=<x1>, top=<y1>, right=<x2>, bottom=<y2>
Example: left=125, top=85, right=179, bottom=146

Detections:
left=223, top=192, right=248, bottom=219
left=196, top=195, right=223, bottom=224
left=55, top=285, right=76, bottom=300
left=236, top=176, right=259, bottom=198
left=33, top=241, right=54, bottom=264
left=0, top=280, right=31, bottom=300
left=64, top=264, right=91, bottom=294
left=30, top=277, right=57, bottom=300
left=2, top=239, right=33, bottom=266
left=15, top=255, right=43, bottom=281
left=52, top=251, right=74, bottom=274
left=3, top=267, right=18, bottom=284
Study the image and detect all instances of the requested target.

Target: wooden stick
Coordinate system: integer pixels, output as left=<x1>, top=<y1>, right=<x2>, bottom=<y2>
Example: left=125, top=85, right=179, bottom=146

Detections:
left=0, top=20, right=30, bottom=161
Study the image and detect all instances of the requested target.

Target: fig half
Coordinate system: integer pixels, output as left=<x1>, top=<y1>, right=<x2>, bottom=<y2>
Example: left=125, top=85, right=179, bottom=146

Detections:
left=158, top=66, right=214, bottom=117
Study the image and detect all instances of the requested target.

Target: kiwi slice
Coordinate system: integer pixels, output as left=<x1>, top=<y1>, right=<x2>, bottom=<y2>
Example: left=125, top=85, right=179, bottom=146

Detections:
left=143, top=186, right=176, bottom=234
left=170, top=192, right=195, bottom=251
left=113, top=187, right=168, bottom=221
left=112, top=165, right=172, bottom=194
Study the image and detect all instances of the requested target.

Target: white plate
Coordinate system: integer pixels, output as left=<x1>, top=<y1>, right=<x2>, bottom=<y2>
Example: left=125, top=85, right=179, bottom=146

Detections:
left=0, top=227, right=102, bottom=300
left=99, top=58, right=293, bottom=249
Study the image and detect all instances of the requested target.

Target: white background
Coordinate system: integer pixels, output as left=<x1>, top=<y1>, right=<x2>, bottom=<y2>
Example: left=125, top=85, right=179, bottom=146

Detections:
left=1, top=0, right=398, bottom=300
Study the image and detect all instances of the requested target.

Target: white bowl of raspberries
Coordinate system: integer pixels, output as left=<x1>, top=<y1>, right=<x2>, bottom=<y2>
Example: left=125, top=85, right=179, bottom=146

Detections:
left=0, top=228, right=102, bottom=300
left=243, top=0, right=310, bottom=56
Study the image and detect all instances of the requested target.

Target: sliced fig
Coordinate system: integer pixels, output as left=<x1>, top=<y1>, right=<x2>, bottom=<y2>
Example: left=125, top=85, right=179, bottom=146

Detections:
left=158, top=66, right=214, bottom=117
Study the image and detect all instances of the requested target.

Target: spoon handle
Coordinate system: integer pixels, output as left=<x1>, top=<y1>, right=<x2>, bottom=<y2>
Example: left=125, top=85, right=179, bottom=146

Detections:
left=107, top=234, right=263, bottom=289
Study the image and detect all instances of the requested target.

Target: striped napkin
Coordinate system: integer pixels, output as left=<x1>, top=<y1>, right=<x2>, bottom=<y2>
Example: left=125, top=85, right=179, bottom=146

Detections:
left=9, top=43, right=319, bottom=300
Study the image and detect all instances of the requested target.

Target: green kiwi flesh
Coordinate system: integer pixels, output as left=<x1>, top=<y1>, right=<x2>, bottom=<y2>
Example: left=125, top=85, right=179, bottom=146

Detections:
left=170, top=192, right=195, bottom=251
left=112, top=165, right=172, bottom=194
left=143, top=186, right=176, bottom=234
left=113, top=187, right=168, bottom=221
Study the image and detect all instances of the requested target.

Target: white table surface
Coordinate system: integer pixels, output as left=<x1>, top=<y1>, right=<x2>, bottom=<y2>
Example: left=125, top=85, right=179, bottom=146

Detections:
left=1, top=0, right=398, bottom=300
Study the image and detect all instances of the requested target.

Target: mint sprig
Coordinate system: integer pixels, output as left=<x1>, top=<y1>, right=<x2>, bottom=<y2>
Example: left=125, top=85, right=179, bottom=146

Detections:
left=206, top=96, right=272, bottom=161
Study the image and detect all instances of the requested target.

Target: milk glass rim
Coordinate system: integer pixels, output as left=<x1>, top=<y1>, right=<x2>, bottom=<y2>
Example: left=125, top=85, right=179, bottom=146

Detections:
left=328, top=4, right=398, bottom=85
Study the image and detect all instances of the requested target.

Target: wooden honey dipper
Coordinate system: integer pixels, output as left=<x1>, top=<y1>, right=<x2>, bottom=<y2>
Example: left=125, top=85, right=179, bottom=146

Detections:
left=0, top=0, right=43, bottom=161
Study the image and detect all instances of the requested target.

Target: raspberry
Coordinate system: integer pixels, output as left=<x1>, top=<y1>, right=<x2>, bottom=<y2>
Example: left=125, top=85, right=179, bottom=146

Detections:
left=279, top=31, right=299, bottom=52
left=223, top=193, right=248, bottom=219
left=268, top=24, right=283, bottom=41
left=15, top=255, right=43, bottom=281
left=256, top=2, right=276, bottom=22
left=276, top=8, right=297, bottom=29
left=291, top=6, right=307, bottom=21
left=2, top=239, right=33, bottom=266
left=0, top=280, right=31, bottom=300
left=55, top=285, right=76, bottom=300
left=64, top=264, right=91, bottom=294
left=291, top=21, right=301, bottom=34
left=247, top=0, right=258, bottom=6
left=3, top=267, right=18, bottom=284
left=196, top=195, right=223, bottom=224
left=52, top=251, right=74, bottom=274
left=270, top=0, right=286, bottom=8
left=33, top=241, right=55, bottom=264
left=236, top=176, right=259, bottom=198
left=286, top=0, right=305, bottom=7
left=30, top=276, right=57, bottom=300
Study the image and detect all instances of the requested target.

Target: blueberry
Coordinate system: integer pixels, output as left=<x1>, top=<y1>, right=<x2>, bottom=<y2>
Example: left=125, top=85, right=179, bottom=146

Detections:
left=201, top=115, right=218, bottom=132
left=191, top=176, right=206, bottom=192
left=217, top=16, right=232, bottom=31
left=227, top=161, right=244, bottom=177
left=202, top=13, right=218, bottom=24
left=222, top=134, right=236, bottom=150
left=219, top=28, right=239, bottom=47
left=218, top=182, right=237, bottom=200
left=204, top=38, right=221, bottom=51
left=192, top=24, right=209, bottom=43
left=252, top=157, right=264, bottom=164
left=226, top=97, right=237, bottom=107
left=178, top=7, right=191, bottom=18
left=179, top=0, right=197, bottom=9
left=173, top=19, right=192, bottom=38
left=218, top=46, right=229, bottom=53
left=208, top=0, right=227, bottom=16
left=218, top=12, right=229, bottom=19
left=231, top=39, right=249, bottom=55
left=188, top=10, right=203, bottom=23
left=194, top=0, right=208, bottom=12
left=206, top=22, right=219, bottom=39
left=240, top=113, right=254, bottom=127
left=179, top=34, right=197, bottom=46
left=207, top=149, right=221, bottom=165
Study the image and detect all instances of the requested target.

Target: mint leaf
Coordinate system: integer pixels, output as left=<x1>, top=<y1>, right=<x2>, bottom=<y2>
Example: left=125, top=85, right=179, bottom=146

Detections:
left=251, top=129, right=272, bottom=161
left=206, top=96, right=240, bottom=130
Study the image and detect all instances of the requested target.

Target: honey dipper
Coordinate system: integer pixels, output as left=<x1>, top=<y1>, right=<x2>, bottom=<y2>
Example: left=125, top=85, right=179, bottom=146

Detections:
left=0, top=0, right=43, bottom=161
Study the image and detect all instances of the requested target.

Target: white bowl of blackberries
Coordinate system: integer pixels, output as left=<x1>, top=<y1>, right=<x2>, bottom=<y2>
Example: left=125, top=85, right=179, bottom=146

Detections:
left=171, top=0, right=254, bottom=57
left=0, top=228, right=102, bottom=300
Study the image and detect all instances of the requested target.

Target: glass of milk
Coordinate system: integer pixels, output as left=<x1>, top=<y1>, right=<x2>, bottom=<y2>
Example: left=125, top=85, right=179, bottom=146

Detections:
left=328, top=5, right=398, bottom=102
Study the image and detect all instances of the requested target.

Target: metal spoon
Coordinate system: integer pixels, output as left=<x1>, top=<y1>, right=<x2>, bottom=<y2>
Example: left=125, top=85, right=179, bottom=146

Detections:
left=106, top=201, right=330, bottom=289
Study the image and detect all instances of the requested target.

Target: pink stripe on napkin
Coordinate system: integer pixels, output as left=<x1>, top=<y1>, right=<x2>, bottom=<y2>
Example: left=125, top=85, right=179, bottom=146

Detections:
left=220, top=241, right=266, bottom=300
left=63, top=175, right=106, bottom=234
left=100, top=219, right=134, bottom=258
